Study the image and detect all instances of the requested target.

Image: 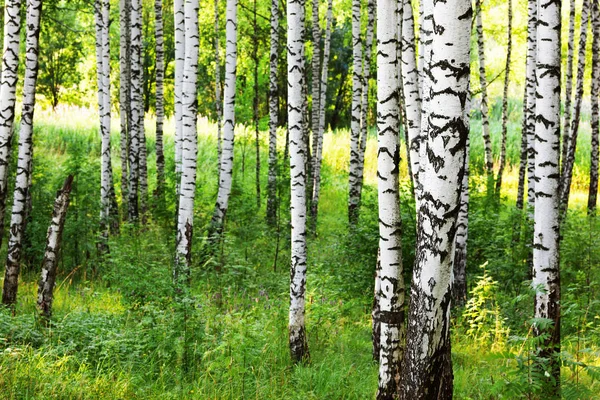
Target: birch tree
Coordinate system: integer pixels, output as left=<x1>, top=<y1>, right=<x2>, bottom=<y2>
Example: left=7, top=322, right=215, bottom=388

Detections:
left=128, top=0, right=142, bottom=221
left=210, top=0, right=238, bottom=241
left=309, top=0, right=333, bottom=231
left=562, top=0, right=576, bottom=168
left=155, top=0, right=166, bottom=200
left=454, top=115, right=470, bottom=305
left=495, top=0, right=512, bottom=194
left=310, top=0, right=320, bottom=202
left=288, top=0, right=309, bottom=363
left=525, top=0, right=537, bottom=210
left=561, top=0, right=591, bottom=215
left=375, top=1, right=404, bottom=397
left=174, top=0, right=199, bottom=283
left=0, top=0, right=22, bottom=248
left=119, top=0, right=130, bottom=214
left=215, top=0, right=222, bottom=165
left=589, top=0, right=599, bottom=215
left=2, top=0, right=42, bottom=306
left=174, top=0, right=185, bottom=206
left=266, top=0, right=279, bottom=226
left=37, top=175, right=73, bottom=320
left=532, top=0, right=561, bottom=391
left=348, top=0, right=362, bottom=224
left=475, top=0, right=493, bottom=177
left=401, top=0, right=471, bottom=396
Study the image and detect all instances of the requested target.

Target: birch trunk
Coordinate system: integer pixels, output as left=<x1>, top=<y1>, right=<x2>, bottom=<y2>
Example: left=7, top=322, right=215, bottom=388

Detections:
left=562, top=0, right=576, bottom=169
left=2, top=0, right=42, bottom=306
left=375, top=2, right=405, bottom=397
left=475, top=0, right=492, bottom=177
left=401, top=0, right=471, bottom=396
left=155, top=0, right=165, bottom=200
left=454, top=122, right=470, bottom=306
left=309, top=0, right=332, bottom=232
left=174, top=0, right=185, bottom=206
left=174, top=0, right=199, bottom=282
left=0, top=0, right=22, bottom=250
left=119, top=0, right=130, bottom=215
left=210, top=0, right=238, bottom=240
left=533, top=0, right=561, bottom=391
left=348, top=0, right=362, bottom=224
left=288, top=0, right=309, bottom=363
left=495, top=0, right=512, bottom=194
left=560, top=0, right=590, bottom=216
left=37, top=175, right=73, bottom=320
left=589, top=0, right=599, bottom=215
left=310, top=0, right=320, bottom=187
left=525, top=0, right=537, bottom=210
left=215, top=0, right=223, bottom=166
left=128, top=0, right=142, bottom=221
left=266, top=0, right=279, bottom=226
left=400, top=0, right=421, bottom=199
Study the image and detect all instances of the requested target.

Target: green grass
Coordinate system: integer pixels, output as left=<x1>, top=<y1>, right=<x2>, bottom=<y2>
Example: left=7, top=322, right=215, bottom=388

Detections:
left=0, top=105, right=599, bottom=398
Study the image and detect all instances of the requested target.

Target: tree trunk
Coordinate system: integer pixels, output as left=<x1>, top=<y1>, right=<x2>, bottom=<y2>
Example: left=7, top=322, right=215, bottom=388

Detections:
left=174, top=0, right=185, bottom=212
left=288, top=0, right=309, bottom=363
left=400, top=0, right=421, bottom=201
left=309, top=0, right=332, bottom=233
left=128, top=0, right=142, bottom=221
left=266, top=0, right=279, bottom=226
left=155, top=0, right=165, bottom=201
left=215, top=0, right=223, bottom=167
left=475, top=0, right=493, bottom=178
left=533, top=0, right=561, bottom=394
left=348, top=0, right=362, bottom=225
left=2, top=0, right=42, bottom=307
left=375, top=2, right=405, bottom=397
left=119, top=0, right=131, bottom=217
left=560, top=0, right=591, bottom=217
left=310, top=0, right=320, bottom=205
left=495, top=0, right=512, bottom=194
left=401, top=0, right=471, bottom=397
left=174, top=0, right=199, bottom=284
left=210, top=0, right=238, bottom=241
left=0, top=0, right=22, bottom=251
left=589, top=0, right=599, bottom=215
left=562, top=0, right=576, bottom=171
left=454, top=121, right=470, bottom=306
left=525, top=0, right=537, bottom=211
left=37, top=175, right=73, bottom=320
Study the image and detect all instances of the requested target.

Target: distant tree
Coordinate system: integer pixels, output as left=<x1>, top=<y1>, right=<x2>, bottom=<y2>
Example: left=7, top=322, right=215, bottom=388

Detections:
left=120, top=0, right=131, bottom=216
left=475, top=0, right=493, bottom=178
left=154, top=0, right=166, bottom=201
left=266, top=0, right=279, bottom=226
left=563, top=0, right=576, bottom=169
left=128, top=0, right=143, bottom=221
left=348, top=0, right=362, bottom=225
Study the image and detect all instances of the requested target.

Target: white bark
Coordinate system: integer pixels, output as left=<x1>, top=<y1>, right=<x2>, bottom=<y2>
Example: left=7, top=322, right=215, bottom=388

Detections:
left=128, top=0, right=142, bottom=221
left=0, top=0, right=22, bottom=248
left=525, top=0, right=537, bottom=209
left=348, top=0, right=362, bottom=224
left=402, top=0, right=471, bottom=396
left=266, top=0, right=279, bottom=225
left=532, top=0, right=561, bottom=388
left=288, top=0, right=309, bottom=363
left=155, top=0, right=166, bottom=198
left=2, top=0, right=42, bottom=306
left=376, top=1, right=404, bottom=398
left=215, top=0, right=223, bottom=166
left=119, top=0, right=130, bottom=213
left=175, top=0, right=200, bottom=280
left=174, top=0, right=185, bottom=203
left=475, top=0, right=493, bottom=176
left=211, top=0, right=238, bottom=238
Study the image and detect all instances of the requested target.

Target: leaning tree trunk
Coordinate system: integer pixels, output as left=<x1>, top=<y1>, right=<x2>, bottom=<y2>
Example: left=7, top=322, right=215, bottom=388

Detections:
left=400, top=0, right=421, bottom=202
left=495, top=0, right=512, bottom=194
left=525, top=0, right=537, bottom=210
left=589, top=0, right=600, bottom=215
left=401, top=0, right=471, bottom=397
left=215, top=0, right=223, bottom=166
left=561, top=0, right=591, bottom=217
left=266, top=0, right=279, bottom=226
left=119, top=0, right=130, bottom=216
left=475, top=0, right=493, bottom=178
left=155, top=0, right=165, bottom=201
left=288, top=0, right=310, bottom=363
left=309, top=0, right=333, bottom=232
left=348, top=0, right=363, bottom=225
left=533, top=0, right=561, bottom=393
left=2, top=0, right=42, bottom=307
left=0, top=0, right=22, bottom=250
left=174, top=0, right=199, bottom=284
left=37, top=175, right=73, bottom=320
left=562, top=0, right=576, bottom=170
left=210, top=0, right=238, bottom=241
left=174, top=0, right=185, bottom=208
left=375, top=2, right=405, bottom=398
left=356, top=0, right=375, bottom=210
left=128, top=0, right=142, bottom=221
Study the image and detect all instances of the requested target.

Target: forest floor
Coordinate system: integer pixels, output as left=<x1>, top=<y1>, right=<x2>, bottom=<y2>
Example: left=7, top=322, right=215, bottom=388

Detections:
left=0, top=106, right=599, bottom=399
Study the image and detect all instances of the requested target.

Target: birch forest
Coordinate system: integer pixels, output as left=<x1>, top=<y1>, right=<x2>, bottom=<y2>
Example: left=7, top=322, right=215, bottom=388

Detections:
left=2, top=0, right=600, bottom=398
